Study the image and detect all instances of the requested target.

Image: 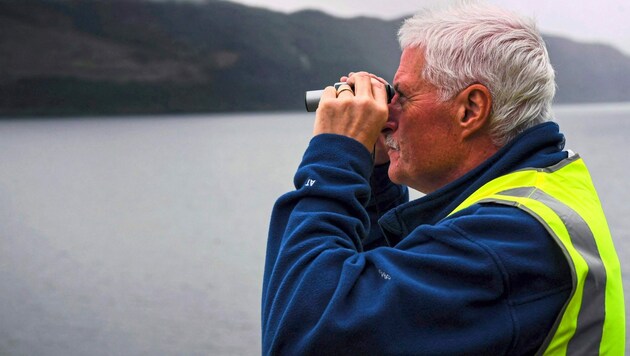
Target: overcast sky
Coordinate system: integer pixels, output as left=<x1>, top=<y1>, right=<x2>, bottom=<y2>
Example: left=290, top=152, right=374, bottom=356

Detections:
left=221, top=0, right=630, bottom=56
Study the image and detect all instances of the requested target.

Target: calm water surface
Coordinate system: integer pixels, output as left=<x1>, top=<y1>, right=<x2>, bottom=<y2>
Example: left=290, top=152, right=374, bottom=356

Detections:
left=1, top=103, right=629, bottom=355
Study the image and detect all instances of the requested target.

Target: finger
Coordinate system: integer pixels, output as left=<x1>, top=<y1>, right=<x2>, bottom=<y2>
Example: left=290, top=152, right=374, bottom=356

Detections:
left=353, top=74, right=374, bottom=99
left=345, top=71, right=366, bottom=87
left=371, top=78, right=389, bottom=104
left=320, top=85, right=337, bottom=100
left=335, top=83, right=354, bottom=98
left=373, top=75, right=388, bottom=87
left=347, top=71, right=389, bottom=88
left=348, top=71, right=369, bottom=78
left=345, top=71, right=365, bottom=87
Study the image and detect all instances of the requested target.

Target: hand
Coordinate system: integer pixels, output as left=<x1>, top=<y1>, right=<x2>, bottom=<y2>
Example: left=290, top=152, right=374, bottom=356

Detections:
left=345, top=72, right=391, bottom=165
left=341, top=71, right=389, bottom=88
left=313, top=73, right=389, bottom=152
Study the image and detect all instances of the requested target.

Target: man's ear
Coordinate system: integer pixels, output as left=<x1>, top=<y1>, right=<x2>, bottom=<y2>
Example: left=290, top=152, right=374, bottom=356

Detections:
left=454, top=84, right=492, bottom=139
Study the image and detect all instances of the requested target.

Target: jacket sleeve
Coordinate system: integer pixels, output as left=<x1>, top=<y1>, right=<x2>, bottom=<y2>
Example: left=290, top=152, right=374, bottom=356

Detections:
left=261, top=134, right=514, bottom=355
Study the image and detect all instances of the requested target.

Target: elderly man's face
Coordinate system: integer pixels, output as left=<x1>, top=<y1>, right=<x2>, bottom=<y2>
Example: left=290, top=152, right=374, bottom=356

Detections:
left=383, top=47, right=464, bottom=193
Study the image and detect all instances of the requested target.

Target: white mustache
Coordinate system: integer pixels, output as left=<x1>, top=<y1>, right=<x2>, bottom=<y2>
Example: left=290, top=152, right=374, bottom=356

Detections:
left=384, top=133, right=399, bottom=151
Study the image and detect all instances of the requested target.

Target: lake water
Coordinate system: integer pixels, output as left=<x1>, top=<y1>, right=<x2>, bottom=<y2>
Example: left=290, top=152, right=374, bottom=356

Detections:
left=1, top=103, right=629, bottom=355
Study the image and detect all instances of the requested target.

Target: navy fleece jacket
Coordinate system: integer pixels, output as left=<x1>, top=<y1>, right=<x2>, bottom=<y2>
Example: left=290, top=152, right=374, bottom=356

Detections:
left=262, top=122, right=573, bottom=355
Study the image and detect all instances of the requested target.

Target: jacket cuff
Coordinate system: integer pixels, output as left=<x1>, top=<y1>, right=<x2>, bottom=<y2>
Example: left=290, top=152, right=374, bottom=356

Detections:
left=299, top=134, right=374, bottom=179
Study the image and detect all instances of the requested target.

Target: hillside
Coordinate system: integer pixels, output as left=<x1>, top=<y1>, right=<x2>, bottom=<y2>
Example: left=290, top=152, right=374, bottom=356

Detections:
left=1, top=0, right=629, bottom=117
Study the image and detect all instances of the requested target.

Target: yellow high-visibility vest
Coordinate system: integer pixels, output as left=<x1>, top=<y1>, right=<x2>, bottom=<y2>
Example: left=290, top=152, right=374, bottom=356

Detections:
left=448, top=154, right=625, bottom=355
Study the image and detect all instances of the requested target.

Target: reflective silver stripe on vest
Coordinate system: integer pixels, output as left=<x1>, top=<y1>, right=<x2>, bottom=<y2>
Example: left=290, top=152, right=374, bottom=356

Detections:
left=481, top=186, right=606, bottom=355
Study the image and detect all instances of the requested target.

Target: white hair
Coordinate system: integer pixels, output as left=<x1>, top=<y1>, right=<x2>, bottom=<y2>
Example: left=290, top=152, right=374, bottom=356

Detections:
left=398, top=2, right=556, bottom=146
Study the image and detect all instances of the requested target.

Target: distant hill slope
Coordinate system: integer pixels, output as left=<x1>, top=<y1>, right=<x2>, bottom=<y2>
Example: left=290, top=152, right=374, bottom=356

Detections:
left=1, top=0, right=629, bottom=117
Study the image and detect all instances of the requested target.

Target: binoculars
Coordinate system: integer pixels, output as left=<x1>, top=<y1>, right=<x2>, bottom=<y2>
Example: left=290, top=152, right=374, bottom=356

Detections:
left=305, top=82, right=395, bottom=112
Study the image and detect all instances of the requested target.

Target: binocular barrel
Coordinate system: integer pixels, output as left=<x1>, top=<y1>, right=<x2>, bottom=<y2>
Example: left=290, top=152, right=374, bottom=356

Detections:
left=305, top=82, right=395, bottom=112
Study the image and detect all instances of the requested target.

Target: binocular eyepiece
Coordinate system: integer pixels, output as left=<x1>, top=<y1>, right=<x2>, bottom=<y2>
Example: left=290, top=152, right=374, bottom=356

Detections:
left=305, top=82, right=395, bottom=112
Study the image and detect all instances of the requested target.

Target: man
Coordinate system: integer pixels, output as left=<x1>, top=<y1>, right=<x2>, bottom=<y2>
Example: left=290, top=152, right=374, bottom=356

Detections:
left=262, top=3, right=625, bottom=355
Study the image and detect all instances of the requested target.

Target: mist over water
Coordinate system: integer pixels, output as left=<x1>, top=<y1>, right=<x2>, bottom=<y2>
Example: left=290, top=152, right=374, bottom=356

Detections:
left=1, top=103, right=629, bottom=355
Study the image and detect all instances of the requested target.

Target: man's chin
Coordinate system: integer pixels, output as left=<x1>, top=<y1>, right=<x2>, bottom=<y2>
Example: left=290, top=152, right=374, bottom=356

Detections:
left=387, top=164, right=403, bottom=185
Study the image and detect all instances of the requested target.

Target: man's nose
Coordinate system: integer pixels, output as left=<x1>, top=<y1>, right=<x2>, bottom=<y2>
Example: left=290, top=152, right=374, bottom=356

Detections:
left=384, top=103, right=400, bottom=132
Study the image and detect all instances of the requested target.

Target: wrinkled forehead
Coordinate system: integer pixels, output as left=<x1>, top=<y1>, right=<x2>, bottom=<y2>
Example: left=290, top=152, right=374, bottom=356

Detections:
left=393, top=47, right=431, bottom=92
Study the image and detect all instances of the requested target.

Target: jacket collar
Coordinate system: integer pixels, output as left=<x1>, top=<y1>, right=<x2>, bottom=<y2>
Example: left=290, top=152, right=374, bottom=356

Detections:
left=379, top=122, right=567, bottom=245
